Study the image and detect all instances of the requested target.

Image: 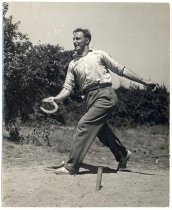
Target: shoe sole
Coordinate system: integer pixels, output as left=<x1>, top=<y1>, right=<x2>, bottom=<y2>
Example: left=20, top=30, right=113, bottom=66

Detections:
left=54, top=171, right=71, bottom=175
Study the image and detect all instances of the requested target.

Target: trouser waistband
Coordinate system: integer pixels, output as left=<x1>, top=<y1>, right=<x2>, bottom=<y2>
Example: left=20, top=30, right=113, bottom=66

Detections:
left=83, top=83, right=112, bottom=95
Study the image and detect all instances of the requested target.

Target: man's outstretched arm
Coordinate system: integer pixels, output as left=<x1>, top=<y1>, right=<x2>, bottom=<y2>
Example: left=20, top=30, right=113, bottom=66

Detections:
left=122, top=67, right=156, bottom=87
left=101, top=51, right=157, bottom=88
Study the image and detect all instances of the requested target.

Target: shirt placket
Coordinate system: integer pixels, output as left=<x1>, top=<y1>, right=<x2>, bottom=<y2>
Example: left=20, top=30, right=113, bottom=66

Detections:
left=84, top=57, right=88, bottom=74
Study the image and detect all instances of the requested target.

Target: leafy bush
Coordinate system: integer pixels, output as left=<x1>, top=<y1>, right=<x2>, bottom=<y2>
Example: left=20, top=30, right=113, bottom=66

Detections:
left=110, top=85, right=169, bottom=127
left=26, top=125, right=52, bottom=146
left=6, top=124, right=24, bottom=144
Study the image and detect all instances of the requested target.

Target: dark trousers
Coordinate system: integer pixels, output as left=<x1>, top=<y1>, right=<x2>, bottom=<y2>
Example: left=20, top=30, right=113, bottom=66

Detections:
left=65, top=87, right=127, bottom=173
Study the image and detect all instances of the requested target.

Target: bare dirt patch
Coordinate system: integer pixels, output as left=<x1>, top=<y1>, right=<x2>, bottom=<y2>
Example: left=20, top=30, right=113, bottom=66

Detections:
left=1, top=126, right=169, bottom=207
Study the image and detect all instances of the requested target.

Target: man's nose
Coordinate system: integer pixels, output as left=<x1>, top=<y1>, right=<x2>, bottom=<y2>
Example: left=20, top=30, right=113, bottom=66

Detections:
left=73, top=39, right=77, bottom=44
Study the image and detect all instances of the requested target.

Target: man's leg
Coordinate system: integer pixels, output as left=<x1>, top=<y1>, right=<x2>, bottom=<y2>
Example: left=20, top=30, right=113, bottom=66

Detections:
left=97, top=123, right=127, bottom=162
left=56, top=87, right=119, bottom=174
left=64, top=104, right=112, bottom=173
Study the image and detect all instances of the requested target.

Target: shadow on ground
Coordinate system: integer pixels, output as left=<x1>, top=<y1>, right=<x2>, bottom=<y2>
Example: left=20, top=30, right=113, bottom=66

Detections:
left=45, top=162, right=159, bottom=176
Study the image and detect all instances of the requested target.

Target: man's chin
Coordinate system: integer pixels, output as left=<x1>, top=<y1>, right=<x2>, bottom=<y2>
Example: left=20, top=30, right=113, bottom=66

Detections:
left=74, top=48, right=81, bottom=54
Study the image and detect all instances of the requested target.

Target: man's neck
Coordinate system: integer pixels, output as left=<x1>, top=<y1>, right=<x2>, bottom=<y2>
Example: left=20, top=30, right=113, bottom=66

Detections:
left=77, top=46, right=90, bottom=57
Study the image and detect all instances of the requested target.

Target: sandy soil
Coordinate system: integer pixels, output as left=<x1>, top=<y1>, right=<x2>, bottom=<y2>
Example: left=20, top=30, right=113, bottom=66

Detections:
left=2, top=141, right=169, bottom=207
left=2, top=165, right=169, bottom=207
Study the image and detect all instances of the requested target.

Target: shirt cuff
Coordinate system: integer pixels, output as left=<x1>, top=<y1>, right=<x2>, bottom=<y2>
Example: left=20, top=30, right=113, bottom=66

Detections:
left=63, top=84, right=73, bottom=94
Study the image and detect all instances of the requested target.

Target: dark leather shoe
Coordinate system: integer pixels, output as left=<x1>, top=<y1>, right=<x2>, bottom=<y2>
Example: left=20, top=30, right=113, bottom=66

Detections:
left=117, top=150, right=131, bottom=171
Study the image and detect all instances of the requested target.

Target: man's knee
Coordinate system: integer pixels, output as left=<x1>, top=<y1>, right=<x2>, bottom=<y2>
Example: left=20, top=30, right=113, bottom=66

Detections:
left=77, top=117, right=89, bottom=132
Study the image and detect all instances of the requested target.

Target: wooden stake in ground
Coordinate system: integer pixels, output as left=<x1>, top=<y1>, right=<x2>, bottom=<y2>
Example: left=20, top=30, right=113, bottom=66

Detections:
left=95, top=166, right=103, bottom=191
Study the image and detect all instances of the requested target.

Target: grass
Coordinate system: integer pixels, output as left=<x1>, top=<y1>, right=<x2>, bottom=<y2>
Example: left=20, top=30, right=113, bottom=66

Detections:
left=2, top=123, right=169, bottom=170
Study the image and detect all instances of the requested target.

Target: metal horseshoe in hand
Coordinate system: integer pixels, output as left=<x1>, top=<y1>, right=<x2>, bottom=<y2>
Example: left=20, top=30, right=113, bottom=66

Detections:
left=40, top=100, right=58, bottom=114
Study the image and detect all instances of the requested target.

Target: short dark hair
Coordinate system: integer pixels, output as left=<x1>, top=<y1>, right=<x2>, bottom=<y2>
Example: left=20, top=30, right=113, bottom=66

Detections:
left=73, top=28, right=91, bottom=42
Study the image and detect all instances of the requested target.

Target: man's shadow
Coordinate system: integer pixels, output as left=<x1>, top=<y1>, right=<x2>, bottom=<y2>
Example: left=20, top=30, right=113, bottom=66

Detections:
left=79, top=163, right=158, bottom=176
left=45, top=162, right=159, bottom=176
left=80, top=163, right=117, bottom=174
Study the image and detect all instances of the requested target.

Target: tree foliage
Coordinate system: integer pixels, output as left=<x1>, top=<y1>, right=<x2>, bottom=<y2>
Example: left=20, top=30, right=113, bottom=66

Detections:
left=3, top=2, right=32, bottom=122
left=110, top=85, right=169, bottom=127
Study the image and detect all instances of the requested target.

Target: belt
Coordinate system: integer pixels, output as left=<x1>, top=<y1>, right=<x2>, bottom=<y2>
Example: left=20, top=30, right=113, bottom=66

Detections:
left=83, top=83, right=112, bottom=95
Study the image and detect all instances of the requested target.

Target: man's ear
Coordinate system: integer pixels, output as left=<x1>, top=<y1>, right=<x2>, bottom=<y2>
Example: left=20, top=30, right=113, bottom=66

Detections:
left=86, top=38, right=90, bottom=45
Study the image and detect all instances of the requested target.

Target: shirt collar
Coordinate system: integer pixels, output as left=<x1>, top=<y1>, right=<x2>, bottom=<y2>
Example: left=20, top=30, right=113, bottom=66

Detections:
left=73, top=49, right=93, bottom=58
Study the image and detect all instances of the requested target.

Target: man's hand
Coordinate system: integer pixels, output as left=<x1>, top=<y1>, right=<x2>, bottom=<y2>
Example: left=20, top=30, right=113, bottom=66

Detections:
left=42, top=88, right=70, bottom=104
left=42, top=96, right=56, bottom=103
left=144, top=81, right=159, bottom=91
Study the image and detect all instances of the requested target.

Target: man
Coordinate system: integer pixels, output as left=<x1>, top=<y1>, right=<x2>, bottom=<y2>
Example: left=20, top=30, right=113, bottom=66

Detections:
left=43, top=28, right=156, bottom=175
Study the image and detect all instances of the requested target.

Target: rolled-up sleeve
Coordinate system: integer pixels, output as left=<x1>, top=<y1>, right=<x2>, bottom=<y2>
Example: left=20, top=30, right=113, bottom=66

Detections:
left=63, top=62, right=75, bottom=93
left=101, top=51, right=125, bottom=76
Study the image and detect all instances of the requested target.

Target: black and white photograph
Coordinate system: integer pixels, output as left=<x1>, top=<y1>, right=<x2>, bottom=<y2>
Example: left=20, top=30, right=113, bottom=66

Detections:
left=1, top=0, right=170, bottom=207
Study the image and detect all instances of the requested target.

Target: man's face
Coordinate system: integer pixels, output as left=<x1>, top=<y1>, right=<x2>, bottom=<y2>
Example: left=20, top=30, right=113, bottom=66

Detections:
left=73, top=32, right=89, bottom=53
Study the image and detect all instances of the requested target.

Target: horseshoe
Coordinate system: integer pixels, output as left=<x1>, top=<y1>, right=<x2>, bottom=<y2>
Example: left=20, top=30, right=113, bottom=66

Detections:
left=40, top=100, right=58, bottom=114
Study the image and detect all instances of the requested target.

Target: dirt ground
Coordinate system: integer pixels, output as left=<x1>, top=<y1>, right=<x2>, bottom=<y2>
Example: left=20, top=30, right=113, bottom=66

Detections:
left=1, top=138, right=169, bottom=207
